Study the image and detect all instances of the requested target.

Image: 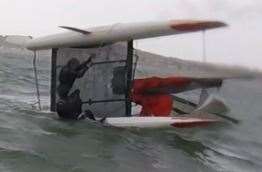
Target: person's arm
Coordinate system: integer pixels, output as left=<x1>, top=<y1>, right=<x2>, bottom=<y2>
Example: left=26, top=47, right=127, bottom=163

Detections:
left=76, top=67, right=89, bottom=78
left=76, top=54, right=96, bottom=78
left=76, top=53, right=96, bottom=71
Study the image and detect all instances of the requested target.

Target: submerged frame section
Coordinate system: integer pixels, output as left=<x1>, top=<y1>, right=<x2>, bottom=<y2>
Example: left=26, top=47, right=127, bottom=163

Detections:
left=50, top=41, right=134, bottom=117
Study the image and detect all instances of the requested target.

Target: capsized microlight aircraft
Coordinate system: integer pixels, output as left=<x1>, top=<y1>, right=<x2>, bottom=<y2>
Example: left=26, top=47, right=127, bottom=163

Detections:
left=26, top=19, right=239, bottom=128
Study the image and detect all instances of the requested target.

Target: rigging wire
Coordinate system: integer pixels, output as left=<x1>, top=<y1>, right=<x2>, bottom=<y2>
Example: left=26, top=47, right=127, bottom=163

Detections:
left=199, top=30, right=208, bottom=105
left=32, top=51, right=41, bottom=110
left=132, top=40, right=147, bottom=77
left=132, top=41, right=140, bottom=79
left=132, top=49, right=139, bottom=81
left=202, top=30, right=206, bottom=62
left=131, top=47, right=139, bottom=108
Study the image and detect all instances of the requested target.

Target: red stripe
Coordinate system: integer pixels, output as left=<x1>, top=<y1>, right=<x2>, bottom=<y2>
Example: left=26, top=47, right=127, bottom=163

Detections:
left=169, top=20, right=227, bottom=32
left=171, top=120, right=218, bottom=128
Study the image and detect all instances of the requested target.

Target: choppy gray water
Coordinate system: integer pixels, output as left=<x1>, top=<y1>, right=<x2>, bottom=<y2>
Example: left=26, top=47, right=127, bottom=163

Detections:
left=0, top=53, right=262, bottom=172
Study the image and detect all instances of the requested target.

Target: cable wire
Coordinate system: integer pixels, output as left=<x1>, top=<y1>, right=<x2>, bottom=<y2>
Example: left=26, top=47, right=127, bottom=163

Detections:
left=32, top=51, right=41, bottom=110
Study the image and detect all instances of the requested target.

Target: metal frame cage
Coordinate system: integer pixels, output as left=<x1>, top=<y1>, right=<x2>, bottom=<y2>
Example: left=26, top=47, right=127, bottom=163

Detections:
left=50, top=41, right=134, bottom=117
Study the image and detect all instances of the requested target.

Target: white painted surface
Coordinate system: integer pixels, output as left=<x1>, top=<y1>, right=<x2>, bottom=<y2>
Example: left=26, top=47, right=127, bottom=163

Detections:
left=26, top=20, right=226, bottom=50
left=104, top=116, right=219, bottom=128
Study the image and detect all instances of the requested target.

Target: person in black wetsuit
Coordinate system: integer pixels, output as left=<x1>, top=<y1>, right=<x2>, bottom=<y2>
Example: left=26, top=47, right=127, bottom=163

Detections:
left=56, top=89, right=105, bottom=121
left=56, top=54, right=106, bottom=122
left=56, top=89, right=82, bottom=119
left=56, top=54, right=95, bottom=120
left=57, top=54, right=95, bottom=99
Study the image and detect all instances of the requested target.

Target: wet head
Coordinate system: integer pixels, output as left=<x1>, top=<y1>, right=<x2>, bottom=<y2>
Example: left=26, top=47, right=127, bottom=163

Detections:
left=67, top=58, right=80, bottom=70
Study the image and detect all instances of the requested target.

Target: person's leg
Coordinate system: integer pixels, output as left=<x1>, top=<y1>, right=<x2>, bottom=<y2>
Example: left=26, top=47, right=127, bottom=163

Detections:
left=77, top=113, right=86, bottom=120
left=99, top=116, right=106, bottom=123
left=84, top=110, right=96, bottom=120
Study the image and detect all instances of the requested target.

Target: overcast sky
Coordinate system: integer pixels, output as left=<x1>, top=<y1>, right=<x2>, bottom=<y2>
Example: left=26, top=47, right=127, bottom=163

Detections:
left=0, top=0, right=261, bottom=69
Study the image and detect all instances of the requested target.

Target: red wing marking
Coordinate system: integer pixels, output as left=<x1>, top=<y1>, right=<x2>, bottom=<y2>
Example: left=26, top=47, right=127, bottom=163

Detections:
left=169, top=20, right=227, bottom=32
left=171, top=119, right=219, bottom=128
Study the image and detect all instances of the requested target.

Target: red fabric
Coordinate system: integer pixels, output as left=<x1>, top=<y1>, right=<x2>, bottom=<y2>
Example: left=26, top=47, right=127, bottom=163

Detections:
left=133, top=77, right=191, bottom=94
left=131, top=77, right=191, bottom=116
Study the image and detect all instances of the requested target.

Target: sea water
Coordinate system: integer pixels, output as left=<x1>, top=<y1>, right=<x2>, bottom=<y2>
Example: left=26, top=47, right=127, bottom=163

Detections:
left=0, top=53, right=262, bottom=172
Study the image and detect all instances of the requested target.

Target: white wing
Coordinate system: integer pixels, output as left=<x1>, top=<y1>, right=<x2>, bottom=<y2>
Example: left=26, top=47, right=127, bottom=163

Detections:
left=26, top=19, right=227, bottom=50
